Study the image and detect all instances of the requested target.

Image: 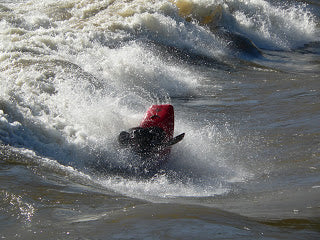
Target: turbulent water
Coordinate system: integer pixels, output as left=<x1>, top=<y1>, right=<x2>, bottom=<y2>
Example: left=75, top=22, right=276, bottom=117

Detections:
left=0, top=0, right=319, bottom=239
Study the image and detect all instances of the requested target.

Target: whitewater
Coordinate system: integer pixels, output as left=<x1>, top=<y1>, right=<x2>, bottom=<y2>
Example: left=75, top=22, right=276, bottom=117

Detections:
left=1, top=0, right=320, bottom=239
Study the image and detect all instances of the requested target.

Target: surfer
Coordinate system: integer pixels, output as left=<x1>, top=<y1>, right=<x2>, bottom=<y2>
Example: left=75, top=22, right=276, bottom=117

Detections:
left=118, top=104, right=185, bottom=157
left=118, top=126, right=167, bottom=154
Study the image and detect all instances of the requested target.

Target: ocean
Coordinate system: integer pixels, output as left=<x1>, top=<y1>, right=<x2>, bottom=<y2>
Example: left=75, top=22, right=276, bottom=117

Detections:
left=0, top=0, right=319, bottom=239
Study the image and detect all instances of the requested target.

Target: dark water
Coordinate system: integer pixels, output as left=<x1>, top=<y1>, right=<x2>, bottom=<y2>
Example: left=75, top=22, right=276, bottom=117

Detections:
left=0, top=0, right=320, bottom=239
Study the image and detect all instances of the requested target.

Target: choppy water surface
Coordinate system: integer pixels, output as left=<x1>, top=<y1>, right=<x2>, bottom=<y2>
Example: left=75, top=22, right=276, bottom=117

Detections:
left=1, top=0, right=319, bottom=239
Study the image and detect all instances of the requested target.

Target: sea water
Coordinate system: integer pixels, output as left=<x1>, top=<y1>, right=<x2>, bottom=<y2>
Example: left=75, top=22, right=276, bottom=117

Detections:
left=0, top=0, right=319, bottom=239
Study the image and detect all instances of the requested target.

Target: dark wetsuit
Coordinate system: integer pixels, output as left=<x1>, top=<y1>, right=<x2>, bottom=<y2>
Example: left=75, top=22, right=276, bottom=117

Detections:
left=118, top=126, right=167, bottom=154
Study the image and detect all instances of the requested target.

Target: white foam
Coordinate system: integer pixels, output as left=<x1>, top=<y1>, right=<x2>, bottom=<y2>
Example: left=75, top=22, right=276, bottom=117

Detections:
left=226, top=0, right=318, bottom=49
left=97, top=172, right=229, bottom=199
left=0, top=0, right=317, bottom=200
left=172, top=0, right=318, bottom=49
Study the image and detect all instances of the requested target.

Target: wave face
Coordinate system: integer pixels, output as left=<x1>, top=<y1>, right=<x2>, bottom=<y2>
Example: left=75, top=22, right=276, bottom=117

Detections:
left=1, top=0, right=319, bottom=189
